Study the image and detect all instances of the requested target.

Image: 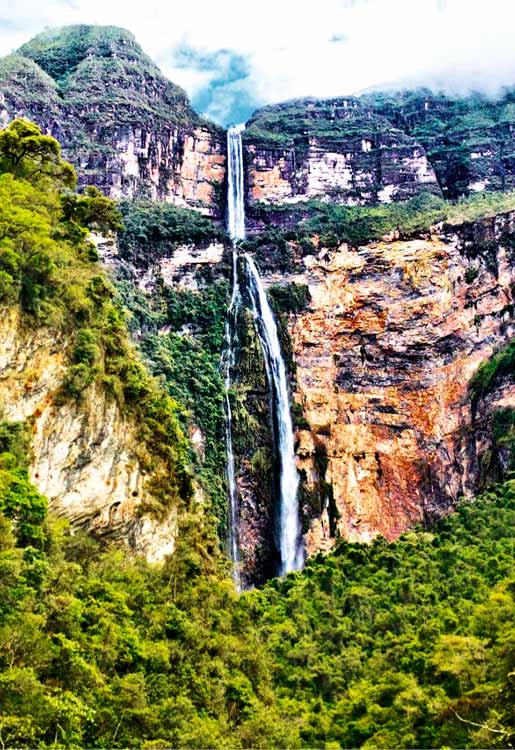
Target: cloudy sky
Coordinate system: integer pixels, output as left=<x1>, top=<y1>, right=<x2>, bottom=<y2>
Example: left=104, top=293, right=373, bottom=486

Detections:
left=0, top=0, right=514, bottom=124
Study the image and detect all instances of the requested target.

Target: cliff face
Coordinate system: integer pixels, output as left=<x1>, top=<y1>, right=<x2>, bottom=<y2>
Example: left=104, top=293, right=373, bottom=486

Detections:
left=110, top=198, right=515, bottom=574
left=3, top=29, right=515, bottom=576
left=272, top=213, right=515, bottom=552
left=245, top=99, right=440, bottom=206
left=244, top=90, right=515, bottom=206
left=361, top=89, right=515, bottom=199
left=0, top=308, right=178, bottom=562
left=0, top=27, right=225, bottom=216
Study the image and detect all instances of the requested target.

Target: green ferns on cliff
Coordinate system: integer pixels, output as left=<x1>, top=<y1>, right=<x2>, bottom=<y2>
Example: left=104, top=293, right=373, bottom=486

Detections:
left=0, top=118, right=193, bottom=515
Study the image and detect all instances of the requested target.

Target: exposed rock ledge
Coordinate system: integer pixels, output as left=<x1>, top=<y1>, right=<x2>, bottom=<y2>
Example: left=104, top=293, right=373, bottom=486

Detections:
left=0, top=308, right=177, bottom=562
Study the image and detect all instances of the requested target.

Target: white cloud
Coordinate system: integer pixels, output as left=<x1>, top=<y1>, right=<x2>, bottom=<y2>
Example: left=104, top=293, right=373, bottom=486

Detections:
left=0, top=0, right=514, bottom=123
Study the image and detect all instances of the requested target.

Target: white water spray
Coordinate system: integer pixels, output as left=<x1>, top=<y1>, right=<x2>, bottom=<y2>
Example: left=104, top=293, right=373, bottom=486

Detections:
left=223, top=125, right=246, bottom=587
left=227, top=124, right=246, bottom=243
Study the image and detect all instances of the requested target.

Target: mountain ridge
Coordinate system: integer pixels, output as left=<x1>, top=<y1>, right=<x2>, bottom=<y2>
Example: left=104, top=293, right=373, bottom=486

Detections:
left=0, top=25, right=226, bottom=214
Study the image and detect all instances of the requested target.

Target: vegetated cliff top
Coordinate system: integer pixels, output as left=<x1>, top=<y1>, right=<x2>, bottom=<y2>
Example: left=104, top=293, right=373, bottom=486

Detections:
left=19, top=25, right=158, bottom=82
left=247, top=87, right=515, bottom=137
left=245, top=96, right=404, bottom=146
left=0, top=24, right=215, bottom=130
left=246, top=87, right=515, bottom=199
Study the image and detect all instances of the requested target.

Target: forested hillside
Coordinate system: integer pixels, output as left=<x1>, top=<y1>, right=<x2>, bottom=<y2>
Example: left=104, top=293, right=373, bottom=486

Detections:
left=2, top=430, right=515, bottom=747
left=0, top=118, right=515, bottom=748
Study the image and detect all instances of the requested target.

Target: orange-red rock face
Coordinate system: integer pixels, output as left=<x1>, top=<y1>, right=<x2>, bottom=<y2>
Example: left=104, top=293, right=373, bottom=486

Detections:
left=177, top=128, right=225, bottom=212
left=279, top=214, right=515, bottom=553
left=111, top=125, right=226, bottom=214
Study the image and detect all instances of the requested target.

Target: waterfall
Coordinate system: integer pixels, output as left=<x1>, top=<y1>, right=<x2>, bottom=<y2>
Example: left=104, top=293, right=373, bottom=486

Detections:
left=223, top=125, right=246, bottom=587
left=227, top=124, right=245, bottom=243
left=245, top=255, right=304, bottom=575
left=224, top=123, right=303, bottom=581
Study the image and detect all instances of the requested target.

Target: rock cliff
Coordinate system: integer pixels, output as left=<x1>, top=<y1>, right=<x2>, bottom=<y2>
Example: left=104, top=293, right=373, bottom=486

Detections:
left=244, top=90, right=515, bottom=205
left=3, top=27, right=515, bottom=578
left=0, top=308, right=178, bottom=562
left=361, top=89, right=515, bottom=199
left=0, top=26, right=225, bottom=216
left=108, top=198, right=515, bottom=578
left=244, top=98, right=441, bottom=206
left=272, top=212, right=515, bottom=553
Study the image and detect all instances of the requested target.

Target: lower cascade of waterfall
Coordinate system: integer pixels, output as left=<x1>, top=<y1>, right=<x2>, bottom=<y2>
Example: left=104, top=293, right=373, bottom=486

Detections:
left=222, top=247, right=241, bottom=589
left=245, top=255, right=304, bottom=576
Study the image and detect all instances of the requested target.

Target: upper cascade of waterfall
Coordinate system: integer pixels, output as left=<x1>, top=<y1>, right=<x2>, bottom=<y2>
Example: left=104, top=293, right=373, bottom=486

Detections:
left=224, top=124, right=246, bottom=588
left=227, top=124, right=246, bottom=243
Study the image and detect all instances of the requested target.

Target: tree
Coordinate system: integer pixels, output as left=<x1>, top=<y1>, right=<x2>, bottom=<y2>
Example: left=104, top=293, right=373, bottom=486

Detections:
left=0, top=119, right=76, bottom=188
left=61, top=185, right=123, bottom=236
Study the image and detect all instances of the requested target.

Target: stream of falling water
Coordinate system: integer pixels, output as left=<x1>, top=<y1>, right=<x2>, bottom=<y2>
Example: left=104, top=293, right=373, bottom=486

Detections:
left=245, top=255, right=304, bottom=575
left=224, top=124, right=303, bottom=582
left=223, top=125, right=245, bottom=588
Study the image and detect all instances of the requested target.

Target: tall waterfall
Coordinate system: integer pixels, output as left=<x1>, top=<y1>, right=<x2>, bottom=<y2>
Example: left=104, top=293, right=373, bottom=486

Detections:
left=223, top=125, right=246, bottom=587
left=245, top=255, right=304, bottom=575
left=224, top=123, right=303, bottom=581
left=227, top=124, right=245, bottom=243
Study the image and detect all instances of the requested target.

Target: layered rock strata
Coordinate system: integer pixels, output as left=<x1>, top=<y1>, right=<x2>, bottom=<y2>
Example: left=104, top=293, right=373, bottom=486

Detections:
left=244, top=91, right=515, bottom=205
left=273, top=212, right=515, bottom=553
left=244, top=99, right=441, bottom=206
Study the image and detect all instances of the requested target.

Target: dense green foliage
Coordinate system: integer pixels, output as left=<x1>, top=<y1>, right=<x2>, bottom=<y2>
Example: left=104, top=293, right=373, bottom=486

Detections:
left=118, top=200, right=226, bottom=267
left=0, top=422, right=47, bottom=550
left=244, top=190, right=515, bottom=271
left=470, top=338, right=515, bottom=404
left=267, top=282, right=311, bottom=314
left=0, top=118, right=193, bottom=514
left=16, top=25, right=192, bottom=122
left=0, top=120, right=111, bottom=316
left=139, top=283, right=230, bottom=528
left=479, top=408, right=515, bottom=487
left=469, top=339, right=515, bottom=487
left=18, top=25, right=142, bottom=84
left=112, top=198, right=231, bottom=528
left=1, top=430, right=515, bottom=748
